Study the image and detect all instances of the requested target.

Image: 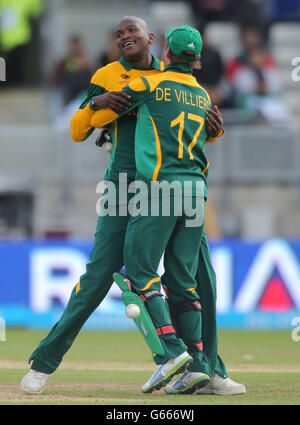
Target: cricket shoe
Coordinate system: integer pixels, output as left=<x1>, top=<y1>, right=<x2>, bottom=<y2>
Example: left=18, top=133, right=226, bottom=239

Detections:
left=195, top=372, right=246, bottom=395
left=141, top=352, right=192, bottom=393
left=165, top=371, right=210, bottom=395
left=21, top=369, right=51, bottom=394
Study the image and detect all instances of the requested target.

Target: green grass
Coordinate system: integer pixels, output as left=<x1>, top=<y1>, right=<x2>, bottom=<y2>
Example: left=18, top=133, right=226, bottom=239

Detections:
left=1, top=329, right=299, bottom=405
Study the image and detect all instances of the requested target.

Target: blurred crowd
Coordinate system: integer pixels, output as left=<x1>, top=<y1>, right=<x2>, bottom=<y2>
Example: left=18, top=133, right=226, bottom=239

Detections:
left=49, top=1, right=292, bottom=126
left=1, top=0, right=298, bottom=125
left=188, top=0, right=300, bottom=32
left=191, top=25, right=289, bottom=126
left=0, top=0, right=298, bottom=238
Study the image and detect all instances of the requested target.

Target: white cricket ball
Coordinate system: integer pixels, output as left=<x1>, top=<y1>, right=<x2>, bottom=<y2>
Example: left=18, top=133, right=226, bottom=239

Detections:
left=125, top=304, right=140, bottom=319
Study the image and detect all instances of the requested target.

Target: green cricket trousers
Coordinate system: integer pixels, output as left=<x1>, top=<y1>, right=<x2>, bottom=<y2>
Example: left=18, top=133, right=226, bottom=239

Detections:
left=29, top=182, right=227, bottom=378
left=195, top=235, right=228, bottom=378
left=124, top=188, right=210, bottom=373
left=29, top=183, right=131, bottom=374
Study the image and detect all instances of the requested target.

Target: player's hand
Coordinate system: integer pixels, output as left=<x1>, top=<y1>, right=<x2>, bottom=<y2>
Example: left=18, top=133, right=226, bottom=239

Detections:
left=94, top=92, right=131, bottom=111
left=206, top=105, right=223, bottom=137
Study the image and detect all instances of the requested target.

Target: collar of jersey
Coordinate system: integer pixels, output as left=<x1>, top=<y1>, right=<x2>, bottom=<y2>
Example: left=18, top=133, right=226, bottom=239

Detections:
left=119, top=55, right=161, bottom=71
left=164, top=63, right=193, bottom=75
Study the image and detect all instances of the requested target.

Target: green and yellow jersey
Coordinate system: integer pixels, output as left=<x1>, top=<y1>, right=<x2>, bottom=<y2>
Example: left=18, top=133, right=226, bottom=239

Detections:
left=90, top=63, right=223, bottom=193
left=70, top=56, right=164, bottom=180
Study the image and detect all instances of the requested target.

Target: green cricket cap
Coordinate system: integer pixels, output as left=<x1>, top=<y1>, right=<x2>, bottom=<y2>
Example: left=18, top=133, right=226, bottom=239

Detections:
left=165, top=25, right=203, bottom=60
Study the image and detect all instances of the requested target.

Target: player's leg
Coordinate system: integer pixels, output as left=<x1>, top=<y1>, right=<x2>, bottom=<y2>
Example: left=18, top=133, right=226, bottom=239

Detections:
left=21, top=195, right=130, bottom=393
left=29, top=214, right=127, bottom=372
left=195, top=232, right=227, bottom=377
left=195, top=233, right=246, bottom=395
left=124, top=212, right=191, bottom=393
left=161, top=211, right=211, bottom=394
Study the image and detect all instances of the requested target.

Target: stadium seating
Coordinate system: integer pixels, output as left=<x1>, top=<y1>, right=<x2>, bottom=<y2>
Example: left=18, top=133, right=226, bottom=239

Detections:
left=270, top=23, right=300, bottom=114
left=205, top=23, right=241, bottom=60
left=150, top=1, right=192, bottom=31
left=1, top=2, right=299, bottom=239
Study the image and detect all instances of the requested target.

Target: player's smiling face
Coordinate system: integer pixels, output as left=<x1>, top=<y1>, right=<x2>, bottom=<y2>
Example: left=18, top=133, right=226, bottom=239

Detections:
left=115, top=19, right=153, bottom=61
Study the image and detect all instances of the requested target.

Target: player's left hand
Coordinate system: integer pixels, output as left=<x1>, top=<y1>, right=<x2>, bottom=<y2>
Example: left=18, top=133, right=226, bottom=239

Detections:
left=206, top=105, right=223, bottom=137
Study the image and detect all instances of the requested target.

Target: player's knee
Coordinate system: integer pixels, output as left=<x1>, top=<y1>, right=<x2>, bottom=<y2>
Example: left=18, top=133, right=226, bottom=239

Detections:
left=169, top=299, right=202, bottom=319
left=140, top=289, right=163, bottom=304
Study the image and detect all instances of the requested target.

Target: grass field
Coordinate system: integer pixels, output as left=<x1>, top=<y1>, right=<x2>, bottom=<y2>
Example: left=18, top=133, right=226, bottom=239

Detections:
left=1, top=328, right=300, bottom=405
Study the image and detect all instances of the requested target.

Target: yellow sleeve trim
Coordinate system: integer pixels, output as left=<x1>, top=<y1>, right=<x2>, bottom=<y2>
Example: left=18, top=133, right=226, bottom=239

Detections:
left=90, top=62, right=120, bottom=86
left=147, top=72, right=201, bottom=93
left=206, top=128, right=224, bottom=144
left=90, top=108, right=119, bottom=128
left=70, top=105, right=95, bottom=142
left=91, top=68, right=105, bottom=85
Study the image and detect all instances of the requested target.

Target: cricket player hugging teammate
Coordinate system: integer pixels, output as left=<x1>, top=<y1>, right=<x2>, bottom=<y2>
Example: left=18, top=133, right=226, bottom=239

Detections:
left=90, top=24, right=245, bottom=395
left=21, top=17, right=245, bottom=397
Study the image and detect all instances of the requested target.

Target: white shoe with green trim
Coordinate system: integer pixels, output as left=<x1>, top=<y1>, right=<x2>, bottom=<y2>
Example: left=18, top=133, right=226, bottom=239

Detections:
left=141, top=351, right=192, bottom=393
left=165, top=371, right=209, bottom=394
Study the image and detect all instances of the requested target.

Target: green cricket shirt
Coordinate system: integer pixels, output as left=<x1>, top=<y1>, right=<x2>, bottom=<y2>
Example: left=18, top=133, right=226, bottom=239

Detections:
left=91, top=63, right=222, bottom=196
left=70, top=56, right=164, bottom=181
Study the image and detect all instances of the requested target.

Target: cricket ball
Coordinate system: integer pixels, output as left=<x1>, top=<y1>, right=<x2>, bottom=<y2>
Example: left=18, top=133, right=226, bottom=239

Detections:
left=125, top=304, right=140, bottom=319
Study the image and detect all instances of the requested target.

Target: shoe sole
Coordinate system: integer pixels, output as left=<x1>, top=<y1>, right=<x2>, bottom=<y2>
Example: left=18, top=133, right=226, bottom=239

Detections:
left=165, top=375, right=210, bottom=395
left=142, top=356, right=192, bottom=394
left=21, top=383, right=45, bottom=395
left=196, top=387, right=246, bottom=395
left=21, top=377, right=46, bottom=395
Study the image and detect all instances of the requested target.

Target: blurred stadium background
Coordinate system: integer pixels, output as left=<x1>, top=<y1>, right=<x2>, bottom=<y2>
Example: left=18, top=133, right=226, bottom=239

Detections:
left=0, top=0, right=300, bottom=334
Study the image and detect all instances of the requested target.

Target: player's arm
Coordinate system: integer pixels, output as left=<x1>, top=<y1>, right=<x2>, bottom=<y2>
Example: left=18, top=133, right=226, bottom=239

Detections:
left=70, top=70, right=106, bottom=142
left=205, top=105, right=224, bottom=144
left=71, top=92, right=130, bottom=142
left=71, top=67, right=126, bottom=142
left=71, top=103, right=96, bottom=142
left=90, top=77, right=149, bottom=128
left=93, top=91, right=131, bottom=111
